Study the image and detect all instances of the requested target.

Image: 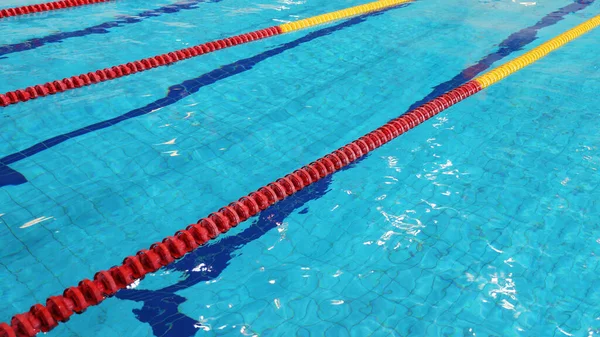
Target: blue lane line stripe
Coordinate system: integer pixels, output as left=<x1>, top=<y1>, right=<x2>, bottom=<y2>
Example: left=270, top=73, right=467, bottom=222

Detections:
left=0, top=0, right=220, bottom=59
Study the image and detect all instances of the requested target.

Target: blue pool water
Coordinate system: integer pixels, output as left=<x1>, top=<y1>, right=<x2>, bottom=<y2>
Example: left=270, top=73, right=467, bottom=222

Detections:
left=1, top=0, right=600, bottom=336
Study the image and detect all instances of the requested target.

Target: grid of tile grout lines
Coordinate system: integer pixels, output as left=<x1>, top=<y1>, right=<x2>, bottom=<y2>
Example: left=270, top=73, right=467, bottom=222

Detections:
left=0, top=0, right=599, bottom=337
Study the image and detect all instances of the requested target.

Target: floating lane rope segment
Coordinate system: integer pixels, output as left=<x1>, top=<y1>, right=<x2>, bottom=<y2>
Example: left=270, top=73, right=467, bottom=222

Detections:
left=0, top=0, right=411, bottom=108
left=0, top=0, right=111, bottom=19
left=279, top=0, right=409, bottom=32
left=1, top=11, right=599, bottom=337
left=474, top=14, right=600, bottom=88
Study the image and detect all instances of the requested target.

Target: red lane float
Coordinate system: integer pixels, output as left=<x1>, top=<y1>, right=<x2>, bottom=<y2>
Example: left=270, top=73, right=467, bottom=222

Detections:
left=0, top=0, right=111, bottom=19
left=0, top=26, right=283, bottom=108
left=0, top=80, right=483, bottom=337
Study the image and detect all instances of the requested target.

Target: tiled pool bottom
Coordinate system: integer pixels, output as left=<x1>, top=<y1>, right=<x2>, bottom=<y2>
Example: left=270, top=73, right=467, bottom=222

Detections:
left=10, top=39, right=598, bottom=337
left=109, top=69, right=600, bottom=336
left=137, top=59, right=600, bottom=336
left=0, top=0, right=599, bottom=336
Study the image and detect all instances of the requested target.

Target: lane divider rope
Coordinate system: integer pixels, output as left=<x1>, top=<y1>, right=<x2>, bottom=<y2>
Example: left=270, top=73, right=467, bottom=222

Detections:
left=0, top=0, right=111, bottom=19
left=0, top=10, right=598, bottom=337
left=473, top=14, right=600, bottom=88
left=0, top=0, right=411, bottom=108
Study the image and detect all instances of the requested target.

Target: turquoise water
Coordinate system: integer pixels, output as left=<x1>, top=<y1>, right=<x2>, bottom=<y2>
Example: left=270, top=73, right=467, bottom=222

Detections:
left=1, top=0, right=600, bottom=336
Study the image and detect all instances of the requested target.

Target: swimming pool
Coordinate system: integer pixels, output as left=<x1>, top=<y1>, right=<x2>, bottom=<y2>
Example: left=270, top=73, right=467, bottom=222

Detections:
left=1, top=0, right=600, bottom=335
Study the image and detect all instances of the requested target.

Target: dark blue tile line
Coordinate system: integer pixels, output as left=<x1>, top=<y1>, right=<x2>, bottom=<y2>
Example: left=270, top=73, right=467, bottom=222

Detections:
left=0, top=167, right=26, bottom=187
left=406, top=0, right=595, bottom=111
left=0, top=0, right=220, bottom=59
left=115, top=159, right=361, bottom=337
left=0, top=7, right=405, bottom=188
